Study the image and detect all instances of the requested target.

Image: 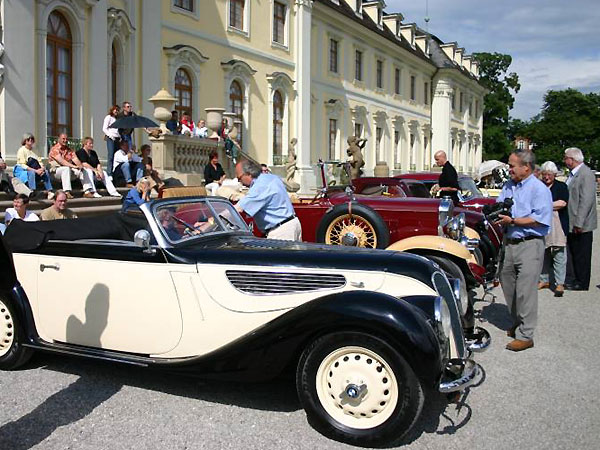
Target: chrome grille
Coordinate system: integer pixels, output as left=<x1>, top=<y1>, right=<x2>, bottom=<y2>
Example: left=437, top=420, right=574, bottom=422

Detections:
left=226, top=270, right=346, bottom=294
left=432, top=271, right=466, bottom=357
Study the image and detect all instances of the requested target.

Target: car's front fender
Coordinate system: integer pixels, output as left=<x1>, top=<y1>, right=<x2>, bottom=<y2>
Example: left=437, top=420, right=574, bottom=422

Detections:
left=386, top=235, right=472, bottom=261
left=168, top=291, right=443, bottom=387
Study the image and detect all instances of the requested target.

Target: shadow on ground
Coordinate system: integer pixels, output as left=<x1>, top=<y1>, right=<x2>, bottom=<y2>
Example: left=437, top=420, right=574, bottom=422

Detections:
left=477, top=301, right=513, bottom=332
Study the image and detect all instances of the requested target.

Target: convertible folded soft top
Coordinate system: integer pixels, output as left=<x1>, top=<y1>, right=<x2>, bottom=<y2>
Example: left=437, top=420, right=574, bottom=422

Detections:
left=3, top=213, right=148, bottom=253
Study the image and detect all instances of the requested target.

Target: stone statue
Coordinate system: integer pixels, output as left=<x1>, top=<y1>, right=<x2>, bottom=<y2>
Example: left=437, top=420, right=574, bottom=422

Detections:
left=284, top=138, right=300, bottom=192
left=346, top=136, right=366, bottom=179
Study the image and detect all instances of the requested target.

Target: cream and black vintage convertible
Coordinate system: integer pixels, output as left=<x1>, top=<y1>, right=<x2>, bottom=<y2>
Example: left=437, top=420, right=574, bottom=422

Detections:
left=0, top=197, right=489, bottom=446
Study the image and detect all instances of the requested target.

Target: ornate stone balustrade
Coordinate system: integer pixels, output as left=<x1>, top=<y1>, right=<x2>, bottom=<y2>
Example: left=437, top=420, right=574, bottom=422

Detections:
left=150, top=134, right=232, bottom=186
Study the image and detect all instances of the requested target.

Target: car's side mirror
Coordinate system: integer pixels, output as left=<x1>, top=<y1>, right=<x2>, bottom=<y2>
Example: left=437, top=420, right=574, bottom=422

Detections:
left=134, top=229, right=155, bottom=254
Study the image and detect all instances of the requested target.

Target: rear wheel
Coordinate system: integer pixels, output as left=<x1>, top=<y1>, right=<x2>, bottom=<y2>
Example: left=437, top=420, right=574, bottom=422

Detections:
left=316, top=203, right=390, bottom=249
left=0, top=297, right=33, bottom=370
left=297, top=332, right=423, bottom=446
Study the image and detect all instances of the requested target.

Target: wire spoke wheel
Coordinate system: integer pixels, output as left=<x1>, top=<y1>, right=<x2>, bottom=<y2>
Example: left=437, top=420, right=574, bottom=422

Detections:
left=325, top=214, right=377, bottom=248
left=0, top=299, right=15, bottom=358
left=316, top=346, right=398, bottom=429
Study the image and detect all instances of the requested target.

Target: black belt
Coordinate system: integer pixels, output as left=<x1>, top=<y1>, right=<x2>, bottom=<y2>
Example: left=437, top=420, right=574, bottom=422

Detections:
left=265, top=215, right=296, bottom=234
left=506, top=235, right=543, bottom=245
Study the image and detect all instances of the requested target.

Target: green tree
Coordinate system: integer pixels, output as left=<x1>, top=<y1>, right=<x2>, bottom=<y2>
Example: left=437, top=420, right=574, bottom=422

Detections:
left=473, top=52, right=521, bottom=160
left=528, top=89, right=600, bottom=169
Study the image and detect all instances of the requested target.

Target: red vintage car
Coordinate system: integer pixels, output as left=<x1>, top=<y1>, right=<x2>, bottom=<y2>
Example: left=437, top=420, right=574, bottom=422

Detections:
left=394, top=172, right=497, bottom=212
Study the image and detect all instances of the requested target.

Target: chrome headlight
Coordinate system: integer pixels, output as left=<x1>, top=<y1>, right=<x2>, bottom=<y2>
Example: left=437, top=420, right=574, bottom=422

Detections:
left=434, top=296, right=452, bottom=339
left=443, top=217, right=461, bottom=240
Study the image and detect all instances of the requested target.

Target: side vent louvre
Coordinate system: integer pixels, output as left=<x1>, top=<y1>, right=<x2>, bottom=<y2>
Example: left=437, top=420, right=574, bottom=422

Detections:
left=226, top=270, right=346, bottom=294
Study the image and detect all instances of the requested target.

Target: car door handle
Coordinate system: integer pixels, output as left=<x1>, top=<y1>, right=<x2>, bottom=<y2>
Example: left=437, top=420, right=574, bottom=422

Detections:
left=40, top=263, right=60, bottom=272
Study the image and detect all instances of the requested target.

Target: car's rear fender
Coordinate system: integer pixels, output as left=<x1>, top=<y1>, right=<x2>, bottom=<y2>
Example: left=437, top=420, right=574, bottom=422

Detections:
left=386, top=235, right=472, bottom=261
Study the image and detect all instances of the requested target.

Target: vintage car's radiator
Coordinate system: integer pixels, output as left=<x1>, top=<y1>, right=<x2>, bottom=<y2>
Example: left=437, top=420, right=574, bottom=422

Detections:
left=226, top=270, right=346, bottom=294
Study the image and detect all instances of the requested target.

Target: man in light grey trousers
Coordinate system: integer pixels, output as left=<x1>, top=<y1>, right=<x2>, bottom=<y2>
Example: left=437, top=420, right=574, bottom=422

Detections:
left=564, top=147, right=597, bottom=291
left=496, top=150, right=553, bottom=352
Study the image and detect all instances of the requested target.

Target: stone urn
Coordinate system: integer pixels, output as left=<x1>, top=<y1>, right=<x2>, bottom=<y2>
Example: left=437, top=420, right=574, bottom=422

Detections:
left=205, top=108, right=226, bottom=139
left=374, top=161, right=390, bottom=177
left=228, top=119, right=242, bottom=141
left=148, top=88, right=176, bottom=135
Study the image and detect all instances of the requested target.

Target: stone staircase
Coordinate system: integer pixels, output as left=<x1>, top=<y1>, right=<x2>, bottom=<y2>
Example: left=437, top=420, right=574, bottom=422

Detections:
left=0, top=187, right=131, bottom=223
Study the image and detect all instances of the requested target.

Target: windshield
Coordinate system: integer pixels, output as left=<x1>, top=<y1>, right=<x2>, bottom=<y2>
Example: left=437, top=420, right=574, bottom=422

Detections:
left=458, top=177, right=483, bottom=200
left=154, top=198, right=249, bottom=243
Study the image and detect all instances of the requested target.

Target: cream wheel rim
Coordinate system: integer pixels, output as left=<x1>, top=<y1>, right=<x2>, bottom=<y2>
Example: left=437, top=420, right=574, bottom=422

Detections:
left=325, top=215, right=377, bottom=248
left=316, top=346, right=399, bottom=429
left=0, top=299, right=15, bottom=357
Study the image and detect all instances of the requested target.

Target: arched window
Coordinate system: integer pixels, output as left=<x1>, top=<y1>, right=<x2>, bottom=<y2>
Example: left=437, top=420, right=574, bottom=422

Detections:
left=111, top=42, right=118, bottom=106
left=46, top=11, right=72, bottom=137
left=229, top=80, right=244, bottom=147
left=174, top=68, right=193, bottom=118
left=272, top=90, right=284, bottom=164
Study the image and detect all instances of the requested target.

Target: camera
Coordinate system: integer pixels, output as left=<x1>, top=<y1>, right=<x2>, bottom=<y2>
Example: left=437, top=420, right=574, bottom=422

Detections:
left=482, top=198, right=514, bottom=222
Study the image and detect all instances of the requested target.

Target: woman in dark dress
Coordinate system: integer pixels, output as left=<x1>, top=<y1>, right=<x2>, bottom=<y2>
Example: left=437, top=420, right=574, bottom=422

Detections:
left=204, top=150, right=225, bottom=196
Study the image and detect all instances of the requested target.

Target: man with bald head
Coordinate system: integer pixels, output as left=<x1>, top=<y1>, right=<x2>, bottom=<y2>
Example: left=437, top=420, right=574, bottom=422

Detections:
left=434, top=150, right=460, bottom=204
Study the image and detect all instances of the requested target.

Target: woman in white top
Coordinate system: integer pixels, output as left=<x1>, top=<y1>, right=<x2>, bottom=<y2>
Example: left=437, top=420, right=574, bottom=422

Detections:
left=102, top=105, right=121, bottom=176
left=4, top=194, right=40, bottom=225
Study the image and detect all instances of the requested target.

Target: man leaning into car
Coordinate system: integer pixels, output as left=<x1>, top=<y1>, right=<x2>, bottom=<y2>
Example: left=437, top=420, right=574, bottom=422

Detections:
left=495, top=150, right=552, bottom=352
left=234, top=160, right=302, bottom=241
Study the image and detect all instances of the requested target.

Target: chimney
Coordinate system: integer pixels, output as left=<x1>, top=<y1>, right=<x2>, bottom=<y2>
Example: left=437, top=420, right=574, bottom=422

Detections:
left=400, top=23, right=416, bottom=47
left=415, top=35, right=428, bottom=56
left=363, top=2, right=384, bottom=26
left=440, top=42, right=457, bottom=62
left=382, top=13, right=404, bottom=37
left=454, top=47, right=464, bottom=67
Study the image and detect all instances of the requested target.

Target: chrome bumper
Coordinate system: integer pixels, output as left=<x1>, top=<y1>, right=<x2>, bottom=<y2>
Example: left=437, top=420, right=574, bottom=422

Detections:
left=465, top=326, right=491, bottom=353
left=439, top=358, right=480, bottom=393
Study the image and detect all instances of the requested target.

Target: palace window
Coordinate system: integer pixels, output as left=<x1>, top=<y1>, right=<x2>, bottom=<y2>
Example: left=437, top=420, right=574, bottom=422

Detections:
left=354, top=122, right=362, bottom=138
left=230, top=0, right=245, bottom=31
left=460, top=92, right=464, bottom=112
left=376, top=127, right=383, bottom=161
left=394, top=68, right=401, bottom=95
left=273, top=90, right=284, bottom=164
left=46, top=11, right=72, bottom=137
left=410, top=75, right=416, bottom=101
left=174, top=68, right=193, bottom=118
left=230, top=80, right=244, bottom=147
left=273, top=2, right=286, bottom=45
left=329, top=119, right=337, bottom=160
left=329, top=39, right=339, bottom=73
left=424, top=82, right=429, bottom=105
left=174, top=0, right=194, bottom=12
left=376, top=60, right=383, bottom=89
left=355, top=50, right=363, bottom=81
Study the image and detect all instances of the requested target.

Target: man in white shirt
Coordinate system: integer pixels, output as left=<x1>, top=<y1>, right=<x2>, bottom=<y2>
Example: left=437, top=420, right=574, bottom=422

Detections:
left=113, top=141, right=144, bottom=187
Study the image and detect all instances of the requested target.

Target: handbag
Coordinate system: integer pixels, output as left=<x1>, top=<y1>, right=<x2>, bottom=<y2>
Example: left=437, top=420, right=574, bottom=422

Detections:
left=26, top=157, right=41, bottom=170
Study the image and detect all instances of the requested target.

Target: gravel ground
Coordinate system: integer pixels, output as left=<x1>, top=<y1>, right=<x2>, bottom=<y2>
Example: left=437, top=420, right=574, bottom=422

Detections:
left=1, top=230, right=599, bottom=450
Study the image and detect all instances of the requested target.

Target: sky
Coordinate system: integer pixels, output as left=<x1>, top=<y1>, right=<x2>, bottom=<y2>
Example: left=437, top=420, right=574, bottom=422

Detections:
left=386, top=0, right=600, bottom=120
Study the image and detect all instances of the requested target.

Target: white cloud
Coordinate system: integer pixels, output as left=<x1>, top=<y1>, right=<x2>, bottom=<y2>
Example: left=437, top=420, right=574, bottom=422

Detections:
left=385, top=0, right=600, bottom=119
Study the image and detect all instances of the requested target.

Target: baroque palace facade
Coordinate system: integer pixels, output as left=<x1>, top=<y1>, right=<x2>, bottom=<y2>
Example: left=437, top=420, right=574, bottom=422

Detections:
left=0, top=0, right=485, bottom=192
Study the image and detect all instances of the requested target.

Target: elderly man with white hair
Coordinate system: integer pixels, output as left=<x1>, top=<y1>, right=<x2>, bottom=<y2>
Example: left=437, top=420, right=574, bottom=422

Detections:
left=538, top=161, right=569, bottom=296
left=563, top=147, right=597, bottom=291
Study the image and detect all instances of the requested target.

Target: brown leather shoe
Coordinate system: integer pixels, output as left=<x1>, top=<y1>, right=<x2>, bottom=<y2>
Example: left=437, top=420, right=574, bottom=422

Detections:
left=83, top=191, right=95, bottom=199
left=554, top=284, right=564, bottom=297
left=506, top=339, right=534, bottom=352
left=65, top=191, right=74, bottom=199
left=506, top=325, right=518, bottom=338
left=126, top=183, right=134, bottom=188
left=538, top=282, right=550, bottom=290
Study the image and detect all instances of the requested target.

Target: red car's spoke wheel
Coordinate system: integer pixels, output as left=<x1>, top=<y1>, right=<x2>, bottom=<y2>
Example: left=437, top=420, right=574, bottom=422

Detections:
left=325, top=214, right=378, bottom=248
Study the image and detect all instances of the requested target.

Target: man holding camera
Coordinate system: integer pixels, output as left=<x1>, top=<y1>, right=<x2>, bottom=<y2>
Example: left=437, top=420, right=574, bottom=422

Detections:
left=496, top=150, right=553, bottom=352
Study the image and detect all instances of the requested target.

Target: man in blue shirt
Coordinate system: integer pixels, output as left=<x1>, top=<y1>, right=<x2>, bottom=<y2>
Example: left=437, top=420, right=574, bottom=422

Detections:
left=235, top=160, right=301, bottom=241
left=496, top=150, right=552, bottom=352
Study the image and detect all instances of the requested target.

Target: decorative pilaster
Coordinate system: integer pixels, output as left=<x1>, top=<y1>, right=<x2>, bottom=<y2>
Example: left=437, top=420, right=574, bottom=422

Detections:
left=431, top=78, right=453, bottom=157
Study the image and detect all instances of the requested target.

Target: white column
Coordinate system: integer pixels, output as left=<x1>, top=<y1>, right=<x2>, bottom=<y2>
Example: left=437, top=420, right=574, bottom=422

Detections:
left=140, top=1, right=162, bottom=119
left=431, top=78, right=452, bottom=158
left=88, top=1, right=109, bottom=157
left=0, top=0, right=36, bottom=163
left=294, top=0, right=314, bottom=193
